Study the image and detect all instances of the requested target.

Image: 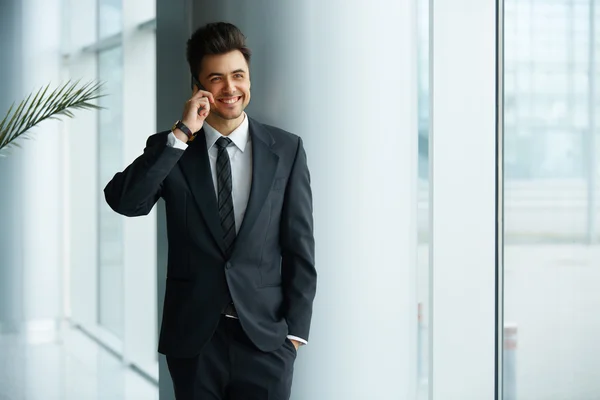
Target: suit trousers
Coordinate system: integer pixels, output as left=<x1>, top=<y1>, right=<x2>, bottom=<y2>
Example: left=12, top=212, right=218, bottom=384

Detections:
left=166, top=315, right=297, bottom=400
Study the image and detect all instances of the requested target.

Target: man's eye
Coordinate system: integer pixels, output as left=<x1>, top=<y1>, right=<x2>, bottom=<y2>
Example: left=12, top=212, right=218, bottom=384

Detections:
left=235, top=74, right=243, bottom=78
left=211, top=77, right=221, bottom=82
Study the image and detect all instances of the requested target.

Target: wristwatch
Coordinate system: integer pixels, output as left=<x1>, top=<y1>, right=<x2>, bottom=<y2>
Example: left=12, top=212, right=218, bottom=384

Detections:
left=171, top=120, right=195, bottom=141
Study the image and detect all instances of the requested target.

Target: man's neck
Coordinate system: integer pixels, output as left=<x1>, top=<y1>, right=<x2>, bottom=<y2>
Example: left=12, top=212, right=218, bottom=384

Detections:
left=205, top=114, right=245, bottom=136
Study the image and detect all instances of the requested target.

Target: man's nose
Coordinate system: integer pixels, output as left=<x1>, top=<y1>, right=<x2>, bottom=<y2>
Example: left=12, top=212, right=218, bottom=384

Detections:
left=223, top=79, right=236, bottom=94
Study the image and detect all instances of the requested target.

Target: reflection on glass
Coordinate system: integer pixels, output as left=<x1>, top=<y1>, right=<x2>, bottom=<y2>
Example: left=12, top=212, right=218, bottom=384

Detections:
left=98, top=46, right=124, bottom=339
left=504, top=1, right=600, bottom=399
left=417, top=0, right=431, bottom=398
left=99, top=0, right=122, bottom=39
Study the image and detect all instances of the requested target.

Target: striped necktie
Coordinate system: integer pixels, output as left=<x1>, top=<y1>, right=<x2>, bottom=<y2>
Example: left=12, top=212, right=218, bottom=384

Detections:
left=215, top=136, right=236, bottom=256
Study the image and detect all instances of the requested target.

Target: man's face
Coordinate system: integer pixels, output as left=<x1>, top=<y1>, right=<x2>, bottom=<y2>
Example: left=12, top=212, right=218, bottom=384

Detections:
left=199, top=50, right=251, bottom=121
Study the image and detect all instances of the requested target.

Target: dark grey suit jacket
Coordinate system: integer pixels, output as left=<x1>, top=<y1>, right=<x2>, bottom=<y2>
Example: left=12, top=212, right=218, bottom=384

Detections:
left=104, top=117, right=316, bottom=357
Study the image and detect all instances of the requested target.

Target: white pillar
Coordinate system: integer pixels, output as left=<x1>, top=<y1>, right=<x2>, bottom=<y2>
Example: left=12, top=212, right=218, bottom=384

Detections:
left=431, top=0, right=499, bottom=399
left=157, top=1, right=420, bottom=398
left=0, top=0, right=64, bottom=398
left=0, top=0, right=25, bottom=329
left=122, top=0, right=158, bottom=378
left=0, top=0, right=63, bottom=331
left=63, top=0, right=99, bottom=335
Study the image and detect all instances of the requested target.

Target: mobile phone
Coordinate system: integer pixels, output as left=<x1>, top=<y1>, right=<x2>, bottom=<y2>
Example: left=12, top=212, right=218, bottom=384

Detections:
left=191, top=74, right=205, bottom=91
left=191, top=75, right=209, bottom=115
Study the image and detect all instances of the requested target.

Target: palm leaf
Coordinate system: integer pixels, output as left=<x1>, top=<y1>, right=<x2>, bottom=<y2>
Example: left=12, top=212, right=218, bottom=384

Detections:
left=0, top=80, right=105, bottom=156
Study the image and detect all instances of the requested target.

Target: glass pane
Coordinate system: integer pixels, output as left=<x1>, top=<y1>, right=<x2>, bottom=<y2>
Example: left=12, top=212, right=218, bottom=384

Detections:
left=503, top=0, right=600, bottom=399
left=99, top=0, right=122, bottom=38
left=98, top=46, right=124, bottom=338
left=417, top=0, right=431, bottom=398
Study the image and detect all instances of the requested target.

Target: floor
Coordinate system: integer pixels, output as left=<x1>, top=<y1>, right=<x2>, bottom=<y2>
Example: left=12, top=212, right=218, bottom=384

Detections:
left=415, top=243, right=600, bottom=400
left=4, top=245, right=600, bottom=400
left=0, top=324, right=158, bottom=400
left=504, top=244, right=600, bottom=400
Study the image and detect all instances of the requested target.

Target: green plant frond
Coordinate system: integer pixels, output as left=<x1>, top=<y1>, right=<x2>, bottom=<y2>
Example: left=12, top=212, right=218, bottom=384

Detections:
left=0, top=80, right=104, bottom=154
left=14, top=90, right=39, bottom=139
left=24, top=83, right=51, bottom=129
left=53, top=109, right=75, bottom=119
left=1, top=99, right=27, bottom=147
left=70, top=101, right=103, bottom=111
left=0, top=102, right=16, bottom=144
left=44, top=82, right=75, bottom=117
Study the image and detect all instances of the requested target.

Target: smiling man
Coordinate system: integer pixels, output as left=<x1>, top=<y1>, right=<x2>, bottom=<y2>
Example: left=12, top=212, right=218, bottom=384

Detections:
left=104, top=22, right=316, bottom=400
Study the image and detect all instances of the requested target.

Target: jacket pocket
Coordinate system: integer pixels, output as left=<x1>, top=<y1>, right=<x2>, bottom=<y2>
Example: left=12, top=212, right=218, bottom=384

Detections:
left=258, top=267, right=282, bottom=287
left=259, top=279, right=282, bottom=288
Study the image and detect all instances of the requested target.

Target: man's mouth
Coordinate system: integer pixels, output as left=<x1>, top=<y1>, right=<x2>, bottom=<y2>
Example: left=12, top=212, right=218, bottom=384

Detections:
left=218, top=96, right=241, bottom=105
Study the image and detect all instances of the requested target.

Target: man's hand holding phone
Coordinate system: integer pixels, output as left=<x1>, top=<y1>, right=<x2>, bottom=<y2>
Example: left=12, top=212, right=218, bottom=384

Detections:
left=174, top=85, right=215, bottom=143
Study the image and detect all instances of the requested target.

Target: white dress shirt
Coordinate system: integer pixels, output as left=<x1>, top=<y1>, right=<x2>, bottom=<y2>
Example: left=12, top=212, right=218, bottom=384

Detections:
left=166, top=113, right=307, bottom=346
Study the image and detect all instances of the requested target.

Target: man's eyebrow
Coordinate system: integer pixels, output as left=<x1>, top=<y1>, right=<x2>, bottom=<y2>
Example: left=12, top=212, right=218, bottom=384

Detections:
left=206, top=69, right=247, bottom=79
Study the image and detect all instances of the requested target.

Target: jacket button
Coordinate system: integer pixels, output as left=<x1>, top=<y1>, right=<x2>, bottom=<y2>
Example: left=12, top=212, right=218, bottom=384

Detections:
left=226, top=262, right=232, bottom=269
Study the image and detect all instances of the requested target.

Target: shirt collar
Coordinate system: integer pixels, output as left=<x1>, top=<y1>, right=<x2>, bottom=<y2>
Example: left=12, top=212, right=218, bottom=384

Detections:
left=204, top=112, right=250, bottom=152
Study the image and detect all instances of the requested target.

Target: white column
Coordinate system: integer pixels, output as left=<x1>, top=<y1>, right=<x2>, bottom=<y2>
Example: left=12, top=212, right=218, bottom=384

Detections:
left=164, top=1, right=420, bottom=399
left=0, top=0, right=64, bottom=398
left=64, top=0, right=99, bottom=332
left=20, top=0, right=63, bottom=330
left=281, top=3, right=420, bottom=398
left=431, top=1, right=499, bottom=399
left=0, top=0, right=26, bottom=329
left=122, top=0, right=158, bottom=380
left=0, top=0, right=64, bottom=330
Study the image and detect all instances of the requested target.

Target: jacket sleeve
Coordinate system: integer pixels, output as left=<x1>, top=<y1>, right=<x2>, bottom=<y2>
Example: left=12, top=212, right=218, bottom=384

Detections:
left=280, top=136, right=317, bottom=342
left=104, top=131, right=185, bottom=217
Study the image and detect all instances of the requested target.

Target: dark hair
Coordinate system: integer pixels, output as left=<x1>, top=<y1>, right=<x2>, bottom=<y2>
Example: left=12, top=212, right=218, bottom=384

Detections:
left=186, top=22, right=252, bottom=79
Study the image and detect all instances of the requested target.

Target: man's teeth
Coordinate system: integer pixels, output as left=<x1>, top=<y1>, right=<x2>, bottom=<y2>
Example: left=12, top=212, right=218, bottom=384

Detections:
left=221, top=97, right=239, bottom=104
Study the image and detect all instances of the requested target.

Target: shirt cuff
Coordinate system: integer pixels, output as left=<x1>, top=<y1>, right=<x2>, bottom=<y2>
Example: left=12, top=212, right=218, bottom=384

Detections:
left=287, top=335, right=308, bottom=346
left=167, top=131, right=188, bottom=150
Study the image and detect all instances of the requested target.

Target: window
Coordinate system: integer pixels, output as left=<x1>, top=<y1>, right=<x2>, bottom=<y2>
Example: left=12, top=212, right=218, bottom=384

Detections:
left=503, top=1, right=600, bottom=398
left=98, top=45, right=125, bottom=338
left=99, top=0, right=122, bottom=39
left=63, top=0, right=158, bottom=383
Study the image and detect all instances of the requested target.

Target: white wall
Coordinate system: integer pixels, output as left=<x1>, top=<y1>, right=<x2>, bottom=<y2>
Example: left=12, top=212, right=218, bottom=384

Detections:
left=286, top=3, right=419, bottom=398
left=64, top=0, right=159, bottom=380
left=122, top=0, right=158, bottom=376
left=65, top=0, right=100, bottom=332
left=172, top=1, right=420, bottom=399
left=155, top=1, right=505, bottom=399
left=431, top=0, right=499, bottom=399
left=0, top=0, right=64, bottom=397
left=0, top=0, right=64, bottom=329
left=0, top=0, right=25, bottom=328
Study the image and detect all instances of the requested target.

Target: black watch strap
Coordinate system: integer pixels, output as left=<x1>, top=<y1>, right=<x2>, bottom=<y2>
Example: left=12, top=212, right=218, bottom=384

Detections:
left=172, top=120, right=193, bottom=140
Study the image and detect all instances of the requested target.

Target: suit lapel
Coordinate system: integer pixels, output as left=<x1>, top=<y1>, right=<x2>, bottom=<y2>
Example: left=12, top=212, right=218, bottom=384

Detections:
left=178, top=119, right=279, bottom=258
left=178, top=129, right=227, bottom=255
left=235, top=119, right=279, bottom=250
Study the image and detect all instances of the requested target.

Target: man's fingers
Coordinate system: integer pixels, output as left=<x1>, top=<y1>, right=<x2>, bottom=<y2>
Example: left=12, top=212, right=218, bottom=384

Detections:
left=189, top=97, right=208, bottom=110
left=197, top=98, right=210, bottom=116
left=191, top=88, right=215, bottom=104
left=197, top=97, right=210, bottom=110
left=205, top=91, right=215, bottom=104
